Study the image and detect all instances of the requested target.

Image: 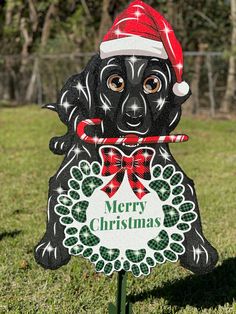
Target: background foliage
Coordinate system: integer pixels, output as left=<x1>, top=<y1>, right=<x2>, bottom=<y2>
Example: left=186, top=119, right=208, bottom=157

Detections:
left=0, top=0, right=235, bottom=114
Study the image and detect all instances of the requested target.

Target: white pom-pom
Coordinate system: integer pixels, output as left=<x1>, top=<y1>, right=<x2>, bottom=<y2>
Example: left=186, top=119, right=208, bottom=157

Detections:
left=173, top=81, right=189, bottom=96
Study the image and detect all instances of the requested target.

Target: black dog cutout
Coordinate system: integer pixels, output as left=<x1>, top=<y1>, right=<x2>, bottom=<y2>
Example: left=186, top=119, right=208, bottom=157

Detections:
left=35, top=1, right=218, bottom=276
left=35, top=54, right=218, bottom=275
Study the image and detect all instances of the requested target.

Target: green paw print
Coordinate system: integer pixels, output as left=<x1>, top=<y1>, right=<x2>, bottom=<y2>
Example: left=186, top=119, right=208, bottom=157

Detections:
left=148, top=230, right=169, bottom=251
left=71, top=200, right=89, bottom=223
left=70, top=161, right=103, bottom=198
left=100, top=246, right=120, bottom=262
left=79, top=225, right=100, bottom=246
left=89, top=246, right=121, bottom=275
left=149, top=165, right=182, bottom=201
left=147, top=228, right=185, bottom=263
left=149, top=180, right=170, bottom=201
left=126, top=249, right=146, bottom=263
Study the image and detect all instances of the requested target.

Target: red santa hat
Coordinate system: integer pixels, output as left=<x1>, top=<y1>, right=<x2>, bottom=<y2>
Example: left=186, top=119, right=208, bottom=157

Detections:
left=100, top=0, right=189, bottom=97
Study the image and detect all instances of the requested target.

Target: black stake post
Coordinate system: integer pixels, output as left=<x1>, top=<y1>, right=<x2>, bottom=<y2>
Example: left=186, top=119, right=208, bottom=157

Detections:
left=108, top=271, right=132, bottom=314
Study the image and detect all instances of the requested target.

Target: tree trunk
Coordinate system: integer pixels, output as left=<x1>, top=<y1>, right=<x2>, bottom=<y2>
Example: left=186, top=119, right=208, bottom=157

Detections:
left=166, top=0, right=175, bottom=25
left=41, top=2, right=58, bottom=48
left=20, top=17, right=32, bottom=59
left=95, top=0, right=112, bottom=50
left=3, top=3, right=15, bottom=102
left=221, top=0, right=236, bottom=113
left=25, top=58, right=38, bottom=102
left=81, top=0, right=92, bottom=20
left=190, top=43, right=207, bottom=114
left=28, top=0, right=38, bottom=32
left=5, top=1, right=14, bottom=26
left=206, top=54, right=216, bottom=117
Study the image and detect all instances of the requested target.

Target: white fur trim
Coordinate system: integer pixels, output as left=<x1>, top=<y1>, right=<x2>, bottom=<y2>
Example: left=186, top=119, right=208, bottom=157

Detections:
left=100, top=37, right=168, bottom=59
left=173, top=81, right=189, bottom=96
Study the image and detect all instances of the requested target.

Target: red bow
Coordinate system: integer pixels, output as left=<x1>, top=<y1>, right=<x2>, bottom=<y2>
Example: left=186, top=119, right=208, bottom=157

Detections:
left=100, top=147, right=154, bottom=200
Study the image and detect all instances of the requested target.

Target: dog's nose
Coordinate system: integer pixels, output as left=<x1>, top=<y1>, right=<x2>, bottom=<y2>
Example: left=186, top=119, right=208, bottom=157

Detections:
left=124, top=97, right=144, bottom=118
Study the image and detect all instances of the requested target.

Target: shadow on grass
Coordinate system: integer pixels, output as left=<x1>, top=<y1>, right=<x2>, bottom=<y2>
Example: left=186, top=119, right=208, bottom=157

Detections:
left=130, top=257, right=236, bottom=309
left=0, top=230, right=22, bottom=241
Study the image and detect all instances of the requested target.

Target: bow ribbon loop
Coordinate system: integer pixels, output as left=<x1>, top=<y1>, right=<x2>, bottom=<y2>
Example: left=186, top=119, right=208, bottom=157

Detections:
left=100, top=147, right=154, bottom=200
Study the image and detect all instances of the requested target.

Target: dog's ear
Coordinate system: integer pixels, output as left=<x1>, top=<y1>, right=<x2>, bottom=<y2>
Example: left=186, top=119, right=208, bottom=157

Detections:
left=43, top=54, right=101, bottom=127
left=172, top=88, right=192, bottom=106
left=43, top=54, right=101, bottom=155
left=167, top=83, right=191, bottom=132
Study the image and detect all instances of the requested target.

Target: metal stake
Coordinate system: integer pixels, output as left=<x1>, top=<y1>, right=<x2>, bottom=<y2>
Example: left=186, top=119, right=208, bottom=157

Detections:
left=108, top=271, right=132, bottom=314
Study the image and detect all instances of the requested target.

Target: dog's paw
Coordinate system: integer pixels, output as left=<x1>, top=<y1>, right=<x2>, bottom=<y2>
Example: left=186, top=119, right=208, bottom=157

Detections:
left=34, top=236, right=71, bottom=270
left=49, top=135, right=72, bottom=155
left=179, top=228, right=218, bottom=274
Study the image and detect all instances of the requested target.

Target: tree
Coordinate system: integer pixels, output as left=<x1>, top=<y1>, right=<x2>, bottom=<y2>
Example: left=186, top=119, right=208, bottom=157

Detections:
left=221, top=0, right=236, bottom=113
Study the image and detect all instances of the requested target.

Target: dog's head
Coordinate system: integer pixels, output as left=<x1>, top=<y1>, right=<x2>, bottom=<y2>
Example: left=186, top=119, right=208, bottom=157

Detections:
left=46, top=53, right=190, bottom=154
left=93, top=54, right=191, bottom=151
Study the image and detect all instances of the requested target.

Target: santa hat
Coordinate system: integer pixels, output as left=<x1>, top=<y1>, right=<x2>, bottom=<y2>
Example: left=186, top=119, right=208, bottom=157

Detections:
left=100, top=0, right=189, bottom=97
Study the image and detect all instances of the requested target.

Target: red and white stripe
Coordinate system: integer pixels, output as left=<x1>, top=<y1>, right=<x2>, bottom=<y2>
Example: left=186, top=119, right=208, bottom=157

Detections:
left=77, top=119, right=189, bottom=145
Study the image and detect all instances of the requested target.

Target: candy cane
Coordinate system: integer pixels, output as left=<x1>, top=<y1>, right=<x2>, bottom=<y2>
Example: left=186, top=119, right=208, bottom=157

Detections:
left=77, top=118, right=189, bottom=145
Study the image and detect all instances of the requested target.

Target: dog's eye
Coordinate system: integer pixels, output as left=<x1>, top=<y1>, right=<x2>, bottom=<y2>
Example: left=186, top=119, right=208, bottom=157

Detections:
left=143, top=76, right=161, bottom=94
left=107, top=74, right=125, bottom=92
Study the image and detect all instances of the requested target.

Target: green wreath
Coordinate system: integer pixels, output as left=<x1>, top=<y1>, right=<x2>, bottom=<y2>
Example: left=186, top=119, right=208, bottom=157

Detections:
left=55, top=160, right=197, bottom=277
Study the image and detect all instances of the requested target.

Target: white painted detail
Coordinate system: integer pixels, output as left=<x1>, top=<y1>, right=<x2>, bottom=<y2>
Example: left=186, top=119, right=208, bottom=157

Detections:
left=132, top=4, right=145, bottom=10
left=195, top=228, right=205, bottom=243
left=86, top=72, right=92, bottom=111
left=127, top=121, right=141, bottom=127
left=56, top=149, right=76, bottom=179
left=173, top=81, right=189, bottom=96
left=82, top=145, right=92, bottom=158
left=153, top=70, right=167, bottom=90
left=100, top=64, right=118, bottom=82
left=47, top=196, right=52, bottom=222
left=60, top=90, right=68, bottom=105
left=188, top=184, right=194, bottom=196
left=69, top=107, right=77, bottom=121
left=128, top=61, right=135, bottom=79
left=166, top=64, right=171, bottom=83
left=115, top=17, right=137, bottom=26
left=117, top=125, right=149, bottom=135
left=100, top=37, right=168, bottom=60
left=200, top=244, right=209, bottom=264
left=53, top=223, right=57, bottom=236
left=42, top=242, right=51, bottom=257
left=137, top=63, right=145, bottom=78
left=121, top=93, right=130, bottom=114
left=35, top=242, right=46, bottom=253
left=74, top=116, right=79, bottom=132
left=140, top=93, right=147, bottom=115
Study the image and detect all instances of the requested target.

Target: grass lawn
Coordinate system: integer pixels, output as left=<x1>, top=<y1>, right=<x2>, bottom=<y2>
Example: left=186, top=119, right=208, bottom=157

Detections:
left=0, top=105, right=236, bottom=314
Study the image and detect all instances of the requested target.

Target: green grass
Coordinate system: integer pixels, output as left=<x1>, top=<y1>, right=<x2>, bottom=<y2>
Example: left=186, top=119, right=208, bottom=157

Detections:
left=0, top=106, right=235, bottom=314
